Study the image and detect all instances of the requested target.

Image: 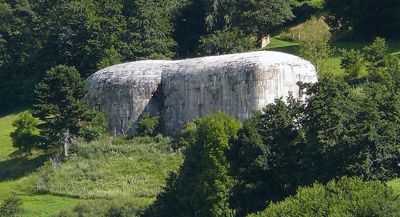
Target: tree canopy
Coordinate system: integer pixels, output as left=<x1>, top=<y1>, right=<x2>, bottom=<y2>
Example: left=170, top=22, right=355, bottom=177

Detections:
left=227, top=40, right=400, bottom=215
left=0, top=0, right=181, bottom=111
left=250, top=177, right=400, bottom=217
left=149, top=112, right=242, bottom=217
left=33, top=65, right=106, bottom=156
left=325, top=0, right=400, bottom=37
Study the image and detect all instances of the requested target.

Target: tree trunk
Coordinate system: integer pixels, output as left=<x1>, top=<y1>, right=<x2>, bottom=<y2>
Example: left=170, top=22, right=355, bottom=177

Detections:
left=61, top=128, right=70, bottom=157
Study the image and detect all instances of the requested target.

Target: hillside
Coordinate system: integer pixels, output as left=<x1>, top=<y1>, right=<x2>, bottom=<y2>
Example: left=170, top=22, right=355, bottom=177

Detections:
left=0, top=111, right=183, bottom=216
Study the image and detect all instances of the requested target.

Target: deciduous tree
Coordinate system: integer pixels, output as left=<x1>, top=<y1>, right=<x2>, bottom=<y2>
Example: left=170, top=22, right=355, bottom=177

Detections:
left=10, top=111, right=40, bottom=153
left=150, top=112, right=241, bottom=217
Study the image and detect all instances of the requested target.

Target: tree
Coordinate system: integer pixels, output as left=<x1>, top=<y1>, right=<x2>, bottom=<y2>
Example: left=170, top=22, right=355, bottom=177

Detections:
left=298, top=17, right=333, bottom=72
left=33, top=65, right=105, bottom=156
left=340, top=48, right=364, bottom=80
left=234, top=0, right=294, bottom=39
left=10, top=111, right=41, bottom=153
left=198, top=28, right=256, bottom=55
left=149, top=112, right=242, bottom=217
left=78, top=110, right=107, bottom=142
left=227, top=96, right=305, bottom=216
left=324, top=0, right=400, bottom=37
left=250, top=177, right=400, bottom=217
left=364, top=37, right=389, bottom=70
left=228, top=68, right=400, bottom=215
left=0, top=0, right=42, bottom=110
left=125, top=0, right=179, bottom=60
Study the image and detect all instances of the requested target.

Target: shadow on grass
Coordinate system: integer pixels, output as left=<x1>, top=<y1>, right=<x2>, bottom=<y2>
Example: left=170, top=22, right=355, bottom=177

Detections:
left=268, top=45, right=299, bottom=55
left=0, top=107, right=29, bottom=119
left=0, top=152, right=53, bottom=182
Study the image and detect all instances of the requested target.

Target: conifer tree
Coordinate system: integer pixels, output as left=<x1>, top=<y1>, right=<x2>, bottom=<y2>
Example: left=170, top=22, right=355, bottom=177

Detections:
left=34, top=65, right=104, bottom=156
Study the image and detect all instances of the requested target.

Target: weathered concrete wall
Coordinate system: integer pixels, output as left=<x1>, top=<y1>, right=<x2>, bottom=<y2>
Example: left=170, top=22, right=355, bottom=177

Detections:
left=86, top=61, right=164, bottom=135
left=86, top=51, right=317, bottom=135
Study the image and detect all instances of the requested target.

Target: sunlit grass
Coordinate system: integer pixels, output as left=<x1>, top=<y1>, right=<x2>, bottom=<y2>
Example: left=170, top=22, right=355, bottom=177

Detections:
left=0, top=109, right=183, bottom=216
left=387, top=179, right=400, bottom=195
left=0, top=112, right=19, bottom=160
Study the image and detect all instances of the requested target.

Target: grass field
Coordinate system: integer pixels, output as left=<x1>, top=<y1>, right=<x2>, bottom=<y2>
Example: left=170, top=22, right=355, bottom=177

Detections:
left=0, top=111, right=82, bottom=216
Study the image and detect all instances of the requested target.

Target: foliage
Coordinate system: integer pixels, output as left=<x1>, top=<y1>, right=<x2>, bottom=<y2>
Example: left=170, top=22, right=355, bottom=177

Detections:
left=0, top=0, right=181, bottom=112
left=35, top=136, right=182, bottom=199
left=78, top=111, right=107, bottom=142
left=10, top=111, right=40, bottom=152
left=175, top=0, right=295, bottom=56
left=234, top=0, right=294, bottom=39
left=324, top=0, right=400, bottom=37
left=340, top=48, right=364, bottom=79
left=96, top=46, right=123, bottom=70
left=227, top=96, right=304, bottom=216
left=33, top=65, right=87, bottom=150
left=198, top=28, right=256, bottom=55
left=364, top=37, right=390, bottom=69
left=250, top=177, right=400, bottom=217
left=149, top=112, right=242, bottom=217
left=228, top=64, right=400, bottom=215
left=298, top=16, right=333, bottom=71
left=53, top=198, right=148, bottom=217
left=0, top=196, right=23, bottom=217
left=135, top=115, right=160, bottom=137
left=125, top=0, right=180, bottom=60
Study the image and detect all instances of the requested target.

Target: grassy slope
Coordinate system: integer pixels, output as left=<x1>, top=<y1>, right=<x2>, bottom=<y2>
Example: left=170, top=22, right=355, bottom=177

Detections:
left=266, top=38, right=400, bottom=78
left=0, top=111, right=183, bottom=216
left=0, top=111, right=81, bottom=216
left=35, top=136, right=183, bottom=201
left=0, top=113, right=18, bottom=159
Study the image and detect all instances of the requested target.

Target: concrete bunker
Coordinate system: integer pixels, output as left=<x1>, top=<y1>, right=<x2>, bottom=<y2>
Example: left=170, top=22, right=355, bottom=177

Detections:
left=86, top=51, right=317, bottom=135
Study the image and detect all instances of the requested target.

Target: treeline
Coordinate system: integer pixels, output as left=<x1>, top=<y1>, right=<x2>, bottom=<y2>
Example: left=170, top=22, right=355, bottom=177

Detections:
left=2, top=0, right=400, bottom=112
left=0, top=0, right=295, bottom=111
left=145, top=39, right=400, bottom=217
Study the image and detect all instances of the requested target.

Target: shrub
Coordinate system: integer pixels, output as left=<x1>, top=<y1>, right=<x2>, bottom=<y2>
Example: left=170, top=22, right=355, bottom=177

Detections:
left=53, top=198, right=149, bottom=217
left=297, top=16, right=333, bottom=71
left=340, top=48, right=364, bottom=79
left=135, top=115, right=160, bottom=137
left=78, top=111, right=107, bottom=142
left=0, top=197, right=23, bottom=217
left=10, top=111, right=41, bottom=152
left=250, top=177, right=400, bottom=217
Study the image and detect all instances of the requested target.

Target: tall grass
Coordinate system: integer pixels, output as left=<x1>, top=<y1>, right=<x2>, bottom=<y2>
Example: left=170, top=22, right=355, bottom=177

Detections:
left=35, top=135, right=183, bottom=200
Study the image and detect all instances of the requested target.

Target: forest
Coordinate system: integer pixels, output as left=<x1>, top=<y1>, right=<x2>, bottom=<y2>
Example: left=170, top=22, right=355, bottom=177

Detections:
left=1, top=0, right=400, bottom=216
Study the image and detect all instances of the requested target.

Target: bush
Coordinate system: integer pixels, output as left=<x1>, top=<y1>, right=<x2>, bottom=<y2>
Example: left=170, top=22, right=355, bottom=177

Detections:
left=297, top=16, right=333, bottom=70
left=0, top=197, right=23, bottom=217
left=135, top=115, right=160, bottom=137
left=340, top=48, right=364, bottom=79
left=78, top=111, right=107, bottom=142
left=250, top=177, right=400, bottom=217
left=10, top=111, right=41, bottom=152
left=53, top=198, right=147, bottom=217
